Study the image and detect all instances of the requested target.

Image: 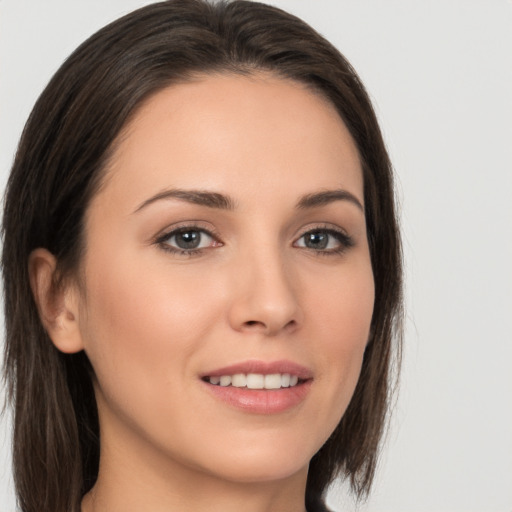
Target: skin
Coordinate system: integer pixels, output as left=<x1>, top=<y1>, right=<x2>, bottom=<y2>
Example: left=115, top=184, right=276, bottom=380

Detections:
left=30, top=73, right=374, bottom=512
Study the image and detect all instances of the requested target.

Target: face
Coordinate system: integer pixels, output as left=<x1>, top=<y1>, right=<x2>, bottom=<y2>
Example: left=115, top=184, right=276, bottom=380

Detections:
left=75, top=74, right=374, bottom=486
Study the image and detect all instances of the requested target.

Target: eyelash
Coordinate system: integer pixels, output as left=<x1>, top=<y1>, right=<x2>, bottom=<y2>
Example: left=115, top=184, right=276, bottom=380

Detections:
left=296, top=226, right=355, bottom=256
left=154, top=224, right=219, bottom=258
left=154, top=224, right=354, bottom=258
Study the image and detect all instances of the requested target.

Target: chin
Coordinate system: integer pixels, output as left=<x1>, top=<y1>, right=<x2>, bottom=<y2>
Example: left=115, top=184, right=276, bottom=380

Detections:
left=178, top=429, right=320, bottom=485
left=201, top=454, right=311, bottom=485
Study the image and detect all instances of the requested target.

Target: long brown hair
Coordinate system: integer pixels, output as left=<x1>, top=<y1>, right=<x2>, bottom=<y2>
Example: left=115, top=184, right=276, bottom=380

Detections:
left=2, top=1, right=403, bottom=511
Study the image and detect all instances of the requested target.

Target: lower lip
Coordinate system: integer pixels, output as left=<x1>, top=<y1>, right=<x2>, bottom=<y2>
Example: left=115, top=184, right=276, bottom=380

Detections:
left=202, top=380, right=312, bottom=414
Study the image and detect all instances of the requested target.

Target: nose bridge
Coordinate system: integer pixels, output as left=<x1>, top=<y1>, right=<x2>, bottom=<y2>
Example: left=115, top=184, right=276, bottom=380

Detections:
left=228, top=235, right=302, bottom=335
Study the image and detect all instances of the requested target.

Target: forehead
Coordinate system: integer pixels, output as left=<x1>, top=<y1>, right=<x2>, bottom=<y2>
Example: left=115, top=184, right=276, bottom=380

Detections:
left=98, top=73, right=363, bottom=211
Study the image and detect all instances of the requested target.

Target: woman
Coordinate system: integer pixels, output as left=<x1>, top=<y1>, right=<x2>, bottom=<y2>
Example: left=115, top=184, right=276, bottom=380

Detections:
left=1, top=1, right=402, bottom=511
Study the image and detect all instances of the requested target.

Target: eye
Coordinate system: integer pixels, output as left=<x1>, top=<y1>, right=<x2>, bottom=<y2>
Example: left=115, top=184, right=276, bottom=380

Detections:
left=294, top=227, right=354, bottom=254
left=156, top=226, right=220, bottom=255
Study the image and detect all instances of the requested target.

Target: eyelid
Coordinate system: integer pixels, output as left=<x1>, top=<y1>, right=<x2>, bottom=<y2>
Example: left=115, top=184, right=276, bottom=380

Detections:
left=293, top=223, right=354, bottom=254
left=152, top=221, right=354, bottom=257
left=153, top=220, right=219, bottom=241
left=153, top=222, right=222, bottom=256
left=294, top=222, right=351, bottom=240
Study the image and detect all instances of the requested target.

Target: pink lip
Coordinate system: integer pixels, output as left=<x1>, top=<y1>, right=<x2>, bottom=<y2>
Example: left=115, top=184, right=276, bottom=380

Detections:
left=201, top=359, right=313, bottom=380
left=200, top=359, right=313, bottom=415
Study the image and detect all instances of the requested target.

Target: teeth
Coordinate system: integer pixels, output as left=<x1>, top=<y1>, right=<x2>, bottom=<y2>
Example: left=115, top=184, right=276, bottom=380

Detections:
left=219, top=375, right=232, bottom=386
left=232, top=374, right=247, bottom=387
left=247, top=373, right=264, bottom=389
left=208, top=372, right=301, bottom=389
left=264, top=374, right=282, bottom=389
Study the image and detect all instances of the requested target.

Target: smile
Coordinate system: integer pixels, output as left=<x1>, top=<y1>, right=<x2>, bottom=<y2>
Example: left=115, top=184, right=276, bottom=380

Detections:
left=200, top=360, right=313, bottom=414
left=205, top=373, right=301, bottom=389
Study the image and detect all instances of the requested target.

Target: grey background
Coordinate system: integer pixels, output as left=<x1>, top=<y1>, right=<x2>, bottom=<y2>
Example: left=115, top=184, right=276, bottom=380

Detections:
left=1, top=1, right=511, bottom=511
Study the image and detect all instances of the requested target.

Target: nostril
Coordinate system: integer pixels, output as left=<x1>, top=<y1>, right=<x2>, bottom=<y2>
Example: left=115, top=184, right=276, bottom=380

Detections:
left=243, top=320, right=270, bottom=330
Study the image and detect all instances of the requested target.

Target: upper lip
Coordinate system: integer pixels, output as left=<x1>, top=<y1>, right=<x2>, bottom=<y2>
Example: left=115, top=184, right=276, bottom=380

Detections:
left=201, top=360, right=313, bottom=380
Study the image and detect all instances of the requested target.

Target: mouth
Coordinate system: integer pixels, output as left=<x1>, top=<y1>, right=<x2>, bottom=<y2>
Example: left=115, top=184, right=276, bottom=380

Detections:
left=200, top=360, right=313, bottom=414
left=202, top=373, right=306, bottom=389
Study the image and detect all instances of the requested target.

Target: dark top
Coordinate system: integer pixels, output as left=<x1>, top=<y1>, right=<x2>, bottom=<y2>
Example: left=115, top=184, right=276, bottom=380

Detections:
left=307, top=494, right=332, bottom=512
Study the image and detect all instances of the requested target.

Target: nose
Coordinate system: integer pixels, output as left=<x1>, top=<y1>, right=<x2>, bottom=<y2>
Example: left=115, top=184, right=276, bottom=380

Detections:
left=227, top=246, right=303, bottom=336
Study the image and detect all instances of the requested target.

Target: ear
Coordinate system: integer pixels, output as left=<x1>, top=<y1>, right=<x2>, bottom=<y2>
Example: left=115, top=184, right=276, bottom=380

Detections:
left=28, top=248, right=85, bottom=354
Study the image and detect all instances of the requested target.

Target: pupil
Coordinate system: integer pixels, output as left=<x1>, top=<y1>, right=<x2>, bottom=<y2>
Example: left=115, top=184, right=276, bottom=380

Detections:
left=176, top=231, right=201, bottom=249
left=306, top=232, right=328, bottom=249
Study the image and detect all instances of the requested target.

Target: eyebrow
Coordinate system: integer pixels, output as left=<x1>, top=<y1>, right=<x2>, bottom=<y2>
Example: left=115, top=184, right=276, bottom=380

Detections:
left=296, top=189, right=364, bottom=211
left=134, top=189, right=236, bottom=213
left=133, top=188, right=364, bottom=213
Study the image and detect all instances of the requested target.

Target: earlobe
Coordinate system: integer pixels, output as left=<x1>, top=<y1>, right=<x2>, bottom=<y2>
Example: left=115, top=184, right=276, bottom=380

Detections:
left=28, top=248, right=85, bottom=354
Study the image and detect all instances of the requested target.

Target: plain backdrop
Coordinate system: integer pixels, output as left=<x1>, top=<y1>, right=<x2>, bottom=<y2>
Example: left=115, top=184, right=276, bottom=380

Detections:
left=1, top=1, right=511, bottom=511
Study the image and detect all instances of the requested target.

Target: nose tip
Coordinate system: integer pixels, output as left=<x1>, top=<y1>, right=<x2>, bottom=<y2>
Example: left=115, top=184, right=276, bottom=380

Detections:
left=228, top=259, right=302, bottom=336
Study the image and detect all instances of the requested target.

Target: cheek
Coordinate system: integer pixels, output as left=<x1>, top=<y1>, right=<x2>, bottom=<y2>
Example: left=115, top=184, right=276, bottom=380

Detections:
left=305, top=257, right=374, bottom=418
left=78, top=250, right=222, bottom=407
left=311, top=255, right=374, bottom=349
